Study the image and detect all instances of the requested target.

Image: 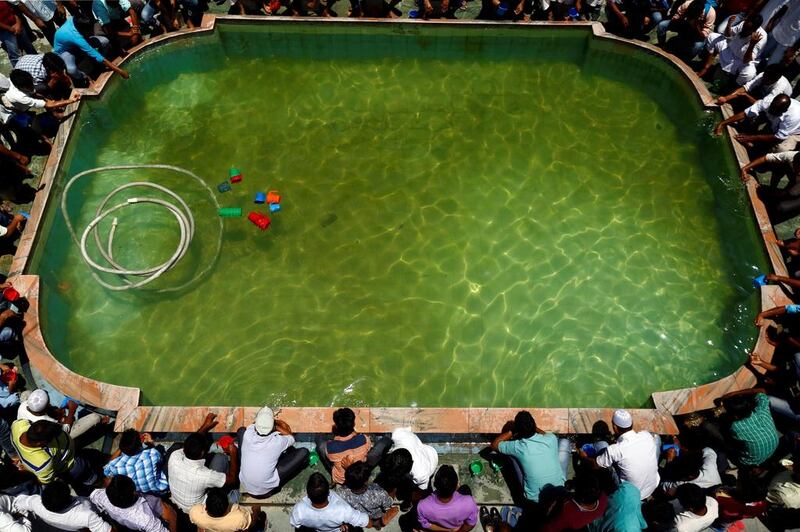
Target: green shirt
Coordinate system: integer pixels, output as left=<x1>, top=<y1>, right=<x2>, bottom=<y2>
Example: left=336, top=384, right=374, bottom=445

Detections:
left=729, top=393, right=779, bottom=466
left=587, top=482, right=646, bottom=532
left=498, top=432, right=564, bottom=502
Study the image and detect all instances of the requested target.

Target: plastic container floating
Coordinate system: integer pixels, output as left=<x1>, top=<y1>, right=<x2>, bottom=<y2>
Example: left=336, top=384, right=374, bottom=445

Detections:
left=753, top=274, right=768, bottom=288
left=248, top=211, right=271, bottom=230
left=229, top=167, right=242, bottom=183
left=308, top=450, right=319, bottom=467
left=217, top=182, right=231, bottom=193
left=254, top=192, right=266, bottom=204
left=267, top=191, right=281, bottom=204
left=269, top=203, right=281, bottom=213
left=469, top=459, right=483, bottom=476
left=218, top=207, right=242, bottom=218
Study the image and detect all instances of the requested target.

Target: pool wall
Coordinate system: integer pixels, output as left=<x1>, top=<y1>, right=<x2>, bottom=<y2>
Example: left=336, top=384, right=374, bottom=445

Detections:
left=12, top=16, right=789, bottom=435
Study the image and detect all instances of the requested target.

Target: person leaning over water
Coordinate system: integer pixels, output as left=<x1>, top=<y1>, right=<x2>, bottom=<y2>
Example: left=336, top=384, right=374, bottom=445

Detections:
left=714, top=93, right=800, bottom=154
left=717, top=63, right=793, bottom=108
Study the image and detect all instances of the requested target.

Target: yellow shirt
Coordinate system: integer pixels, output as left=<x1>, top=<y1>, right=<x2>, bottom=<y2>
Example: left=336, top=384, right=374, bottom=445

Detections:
left=10, top=419, right=75, bottom=483
left=189, top=504, right=252, bottom=532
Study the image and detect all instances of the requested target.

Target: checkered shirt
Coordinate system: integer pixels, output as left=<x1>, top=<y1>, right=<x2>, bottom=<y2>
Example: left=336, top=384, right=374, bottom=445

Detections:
left=729, top=393, right=779, bottom=466
left=103, top=447, right=169, bottom=494
left=14, top=55, right=47, bottom=86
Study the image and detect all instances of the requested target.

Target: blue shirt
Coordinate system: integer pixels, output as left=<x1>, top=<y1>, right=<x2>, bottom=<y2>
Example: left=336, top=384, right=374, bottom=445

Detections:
left=92, top=0, right=132, bottom=26
left=103, top=447, right=169, bottom=494
left=0, top=383, right=19, bottom=409
left=498, top=433, right=565, bottom=502
left=53, top=18, right=105, bottom=64
left=588, top=482, right=647, bottom=532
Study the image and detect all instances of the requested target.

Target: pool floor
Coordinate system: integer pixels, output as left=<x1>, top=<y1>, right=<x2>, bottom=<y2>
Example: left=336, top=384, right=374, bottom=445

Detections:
left=35, top=27, right=763, bottom=408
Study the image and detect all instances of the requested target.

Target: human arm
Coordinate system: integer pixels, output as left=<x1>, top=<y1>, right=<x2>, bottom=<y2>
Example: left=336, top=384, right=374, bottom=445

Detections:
left=713, top=110, right=746, bottom=135
left=765, top=4, right=787, bottom=33
left=742, top=31, right=764, bottom=64
left=607, top=0, right=628, bottom=28
left=714, top=387, right=767, bottom=406
left=100, top=58, right=129, bottom=79
left=223, top=439, right=239, bottom=486
left=754, top=305, right=788, bottom=326
left=765, top=273, right=800, bottom=290
left=44, top=95, right=79, bottom=110
left=490, top=422, right=514, bottom=452
left=723, top=15, right=736, bottom=37
left=739, top=154, right=769, bottom=182
left=16, top=3, right=47, bottom=30
left=735, top=133, right=780, bottom=144
left=748, top=351, right=779, bottom=373
left=197, top=413, right=218, bottom=434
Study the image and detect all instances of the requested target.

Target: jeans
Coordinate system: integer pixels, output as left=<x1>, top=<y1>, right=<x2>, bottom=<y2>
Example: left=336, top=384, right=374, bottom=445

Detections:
left=59, top=35, right=111, bottom=83
left=0, top=28, right=35, bottom=67
left=656, top=19, right=705, bottom=58
left=68, top=455, right=98, bottom=486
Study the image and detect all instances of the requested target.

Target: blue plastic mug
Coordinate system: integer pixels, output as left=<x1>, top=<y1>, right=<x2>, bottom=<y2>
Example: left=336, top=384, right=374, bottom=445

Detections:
left=496, top=3, right=508, bottom=16
left=753, top=274, right=768, bottom=288
left=568, top=7, right=579, bottom=18
left=409, top=9, right=419, bottom=17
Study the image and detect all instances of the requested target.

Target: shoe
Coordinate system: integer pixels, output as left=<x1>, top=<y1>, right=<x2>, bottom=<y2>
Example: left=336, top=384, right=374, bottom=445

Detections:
left=490, top=507, right=502, bottom=526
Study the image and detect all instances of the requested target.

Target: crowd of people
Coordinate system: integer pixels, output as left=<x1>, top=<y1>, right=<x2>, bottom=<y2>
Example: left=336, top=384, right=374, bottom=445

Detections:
left=0, top=0, right=796, bottom=531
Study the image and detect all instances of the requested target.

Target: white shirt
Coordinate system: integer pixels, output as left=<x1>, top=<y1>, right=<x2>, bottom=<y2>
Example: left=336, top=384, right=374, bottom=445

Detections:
left=289, top=492, right=369, bottom=532
left=766, top=470, right=800, bottom=509
left=745, top=97, right=800, bottom=139
left=661, top=448, right=722, bottom=492
left=718, top=24, right=767, bottom=72
left=167, top=449, right=226, bottom=513
left=6, top=0, right=56, bottom=22
left=760, top=0, right=791, bottom=27
left=0, top=83, right=45, bottom=124
left=772, top=0, right=800, bottom=47
left=743, top=73, right=793, bottom=102
left=596, top=430, right=660, bottom=499
left=89, top=490, right=168, bottom=532
left=0, top=496, right=30, bottom=532
left=239, top=426, right=294, bottom=495
left=13, top=495, right=110, bottom=532
left=16, top=401, right=71, bottom=433
left=672, top=496, right=719, bottom=532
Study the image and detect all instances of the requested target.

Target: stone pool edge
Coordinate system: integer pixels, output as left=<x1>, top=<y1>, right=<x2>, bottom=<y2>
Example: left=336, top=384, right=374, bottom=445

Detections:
left=11, top=16, right=786, bottom=435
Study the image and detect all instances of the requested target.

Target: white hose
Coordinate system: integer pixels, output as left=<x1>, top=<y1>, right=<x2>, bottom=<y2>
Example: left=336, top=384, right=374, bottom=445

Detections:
left=60, top=164, right=223, bottom=292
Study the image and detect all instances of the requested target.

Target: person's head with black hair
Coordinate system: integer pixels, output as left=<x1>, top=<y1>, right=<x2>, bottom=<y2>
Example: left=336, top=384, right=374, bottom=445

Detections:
left=724, top=394, right=757, bottom=421
left=106, top=475, right=137, bottom=509
left=763, top=63, right=786, bottom=85
left=205, top=488, right=230, bottom=518
left=41, top=480, right=72, bottom=513
left=307, top=472, right=330, bottom=506
left=332, top=407, right=356, bottom=438
left=24, top=420, right=63, bottom=447
left=685, top=0, right=705, bottom=19
left=669, top=451, right=704, bottom=482
left=677, top=483, right=708, bottom=514
left=183, top=432, right=209, bottom=460
left=9, top=70, right=34, bottom=93
left=573, top=473, right=601, bottom=505
left=14, top=298, right=29, bottom=314
left=513, top=411, right=536, bottom=439
left=73, top=17, right=95, bottom=39
left=344, top=461, right=372, bottom=492
left=119, top=429, right=143, bottom=457
left=643, top=500, right=677, bottom=532
left=591, top=420, right=612, bottom=443
left=740, top=14, right=763, bottom=36
left=433, top=465, right=458, bottom=500
left=42, top=53, right=67, bottom=77
left=383, top=448, right=413, bottom=476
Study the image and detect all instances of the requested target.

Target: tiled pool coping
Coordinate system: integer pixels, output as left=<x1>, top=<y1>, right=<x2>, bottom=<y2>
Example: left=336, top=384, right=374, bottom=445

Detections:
left=10, top=16, right=789, bottom=435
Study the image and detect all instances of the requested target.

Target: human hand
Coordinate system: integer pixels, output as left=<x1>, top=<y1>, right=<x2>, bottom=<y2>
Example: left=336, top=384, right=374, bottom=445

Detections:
left=740, top=168, right=751, bottom=183
left=119, top=69, right=130, bottom=80
left=716, top=95, right=728, bottom=105
left=750, top=31, right=764, bottom=44
left=713, top=124, right=723, bottom=136
left=0, top=309, right=16, bottom=321
left=140, top=432, right=154, bottom=444
left=201, top=413, right=218, bottom=431
left=514, top=3, right=522, bottom=14
left=382, top=506, right=400, bottom=525
left=754, top=315, right=764, bottom=327
left=424, top=0, right=433, bottom=14
left=620, top=15, right=629, bottom=28
left=12, top=22, right=22, bottom=35
left=67, top=400, right=78, bottom=412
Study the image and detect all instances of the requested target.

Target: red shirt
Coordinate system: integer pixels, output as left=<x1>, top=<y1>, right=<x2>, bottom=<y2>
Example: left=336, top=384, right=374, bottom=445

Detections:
left=0, top=3, right=16, bottom=28
left=542, top=493, right=609, bottom=532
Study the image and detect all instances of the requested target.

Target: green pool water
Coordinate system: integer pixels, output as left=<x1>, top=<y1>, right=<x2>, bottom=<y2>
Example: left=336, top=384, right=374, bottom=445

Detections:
left=31, top=23, right=766, bottom=408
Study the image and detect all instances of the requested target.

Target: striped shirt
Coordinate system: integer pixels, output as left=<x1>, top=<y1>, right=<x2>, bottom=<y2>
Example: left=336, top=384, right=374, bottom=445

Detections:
left=729, top=393, right=779, bottom=466
left=14, top=55, right=48, bottom=87
left=103, top=448, right=169, bottom=494
left=10, top=420, right=75, bottom=484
